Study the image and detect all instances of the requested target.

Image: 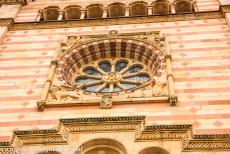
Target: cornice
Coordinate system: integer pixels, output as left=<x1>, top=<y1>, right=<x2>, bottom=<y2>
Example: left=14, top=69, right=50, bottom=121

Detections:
left=0, top=116, right=229, bottom=152
left=221, top=5, right=230, bottom=14
left=0, top=18, right=13, bottom=27
left=1, top=11, right=222, bottom=31
left=0, top=0, right=27, bottom=6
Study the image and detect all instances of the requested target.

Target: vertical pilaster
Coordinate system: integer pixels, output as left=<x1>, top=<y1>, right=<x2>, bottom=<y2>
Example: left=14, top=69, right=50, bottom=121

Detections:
left=37, top=60, right=58, bottom=111
left=58, top=11, right=64, bottom=20
left=80, top=10, right=86, bottom=19
left=102, top=8, right=107, bottom=18
left=125, top=6, right=130, bottom=17
left=147, top=6, right=153, bottom=15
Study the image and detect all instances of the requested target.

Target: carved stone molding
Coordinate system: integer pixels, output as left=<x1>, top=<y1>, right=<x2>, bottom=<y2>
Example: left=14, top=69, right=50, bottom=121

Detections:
left=0, top=116, right=229, bottom=152
left=0, top=0, right=27, bottom=6
left=0, top=18, right=13, bottom=27
left=7, top=11, right=222, bottom=31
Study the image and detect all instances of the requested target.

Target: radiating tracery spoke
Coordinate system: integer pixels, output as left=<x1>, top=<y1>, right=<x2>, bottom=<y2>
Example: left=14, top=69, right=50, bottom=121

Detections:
left=74, top=59, right=150, bottom=93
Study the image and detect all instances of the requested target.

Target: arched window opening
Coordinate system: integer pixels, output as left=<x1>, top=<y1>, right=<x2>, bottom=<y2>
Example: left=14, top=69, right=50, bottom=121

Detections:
left=42, top=6, right=60, bottom=21
left=152, top=0, right=171, bottom=14
left=139, top=147, right=170, bottom=154
left=130, top=1, right=148, bottom=16
left=174, top=0, right=194, bottom=13
left=75, top=138, right=127, bottom=154
left=64, top=5, right=81, bottom=20
left=107, top=3, right=125, bottom=17
left=86, top=4, right=103, bottom=19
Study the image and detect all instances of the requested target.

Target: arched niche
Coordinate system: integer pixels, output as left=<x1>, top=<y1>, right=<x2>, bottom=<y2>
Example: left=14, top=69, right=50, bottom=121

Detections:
left=152, top=0, right=171, bottom=14
left=38, top=151, right=61, bottom=154
left=86, top=4, right=103, bottom=19
left=75, top=138, right=127, bottom=154
left=129, top=1, right=148, bottom=16
left=64, top=5, right=81, bottom=20
left=174, top=0, right=194, bottom=13
left=107, top=3, right=125, bottom=17
left=139, top=147, right=170, bottom=154
left=42, top=6, right=60, bottom=21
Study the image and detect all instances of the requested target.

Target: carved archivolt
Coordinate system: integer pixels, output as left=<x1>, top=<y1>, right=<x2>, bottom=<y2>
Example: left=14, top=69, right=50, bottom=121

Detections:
left=0, top=116, right=229, bottom=153
left=37, top=30, right=177, bottom=111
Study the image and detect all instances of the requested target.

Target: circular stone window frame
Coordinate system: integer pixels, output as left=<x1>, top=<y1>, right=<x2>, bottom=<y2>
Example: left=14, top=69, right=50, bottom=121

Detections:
left=72, top=58, right=152, bottom=95
left=56, top=37, right=166, bottom=96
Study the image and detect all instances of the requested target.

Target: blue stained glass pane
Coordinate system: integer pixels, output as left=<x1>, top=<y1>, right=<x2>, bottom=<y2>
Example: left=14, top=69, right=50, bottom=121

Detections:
left=113, top=86, right=121, bottom=92
left=115, top=61, right=128, bottom=72
left=83, top=68, right=102, bottom=76
left=84, top=84, right=101, bottom=92
left=122, top=83, right=137, bottom=89
left=75, top=78, right=97, bottom=83
left=99, top=61, right=111, bottom=72
left=101, top=86, right=110, bottom=93
left=126, top=65, right=143, bottom=74
left=126, top=75, right=149, bottom=81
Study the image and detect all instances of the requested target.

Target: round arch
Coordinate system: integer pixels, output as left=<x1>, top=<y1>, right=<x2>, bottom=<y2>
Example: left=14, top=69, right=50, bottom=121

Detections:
left=56, top=37, right=165, bottom=90
left=139, top=147, right=170, bottom=154
left=75, top=138, right=127, bottom=154
left=42, top=6, right=60, bottom=21
left=86, top=4, right=104, bottom=19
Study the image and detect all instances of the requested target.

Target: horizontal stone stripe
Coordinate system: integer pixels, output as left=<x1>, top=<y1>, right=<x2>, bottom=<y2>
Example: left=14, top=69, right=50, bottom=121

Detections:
left=169, top=38, right=230, bottom=44
left=0, top=65, right=49, bottom=70
left=0, top=96, right=39, bottom=101
left=166, top=29, right=230, bottom=37
left=0, top=119, right=57, bottom=127
left=178, top=100, right=230, bottom=106
left=0, top=74, right=47, bottom=80
left=146, top=114, right=230, bottom=121
left=3, top=40, right=60, bottom=45
left=0, top=47, right=56, bottom=53
left=171, top=46, right=230, bottom=52
left=175, top=87, right=230, bottom=93
left=173, top=65, right=230, bottom=71
left=175, top=76, right=230, bottom=82
left=0, top=56, right=52, bottom=61
left=195, top=128, right=230, bottom=135
left=172, top=55, right=230, bottom=61
left=0, top=85, right=21, bottom=90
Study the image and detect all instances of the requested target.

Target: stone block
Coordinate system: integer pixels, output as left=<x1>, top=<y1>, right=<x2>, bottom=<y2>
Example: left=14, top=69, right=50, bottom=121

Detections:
left=219, top=0, right=230, bottom=5
left=0, top=5, right=21, bottom=19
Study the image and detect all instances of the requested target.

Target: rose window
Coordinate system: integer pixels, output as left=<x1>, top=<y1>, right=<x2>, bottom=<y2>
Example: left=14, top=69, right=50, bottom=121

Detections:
left=73, top=59, right=151, bottom=93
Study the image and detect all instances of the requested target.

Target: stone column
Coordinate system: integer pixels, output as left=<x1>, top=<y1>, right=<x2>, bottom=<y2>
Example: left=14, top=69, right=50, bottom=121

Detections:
left=80, top=10, right=86, bottom=19
left=35, top=11, right=42, bottom=22
left=147, top=6, right=153, bottom=15
left=171, top=4, right=176, bottom=13
left=37, top=60, right=58, bottom=111
left=58, top=11, right=64, bottom=20
left=125, top=6, right=130, bottom=17
left=102, top=8, right=107, bottom=18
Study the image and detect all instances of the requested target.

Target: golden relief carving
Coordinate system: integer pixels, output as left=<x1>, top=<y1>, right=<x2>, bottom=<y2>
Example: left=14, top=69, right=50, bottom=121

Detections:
left=37, top=30, right=177, bottom=111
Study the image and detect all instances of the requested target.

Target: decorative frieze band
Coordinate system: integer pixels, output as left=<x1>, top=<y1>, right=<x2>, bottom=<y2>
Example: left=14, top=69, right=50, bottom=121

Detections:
left=0, top=116, right=229, bottom=152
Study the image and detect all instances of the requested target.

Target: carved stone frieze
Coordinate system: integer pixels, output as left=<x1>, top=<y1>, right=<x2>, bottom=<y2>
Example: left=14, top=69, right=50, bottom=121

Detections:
left=0, top=116, right=229, bottom=152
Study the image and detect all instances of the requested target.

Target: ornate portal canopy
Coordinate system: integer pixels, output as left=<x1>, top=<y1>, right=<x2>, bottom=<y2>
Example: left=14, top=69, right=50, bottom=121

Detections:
left=37, top=30, right=177, bottom=111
